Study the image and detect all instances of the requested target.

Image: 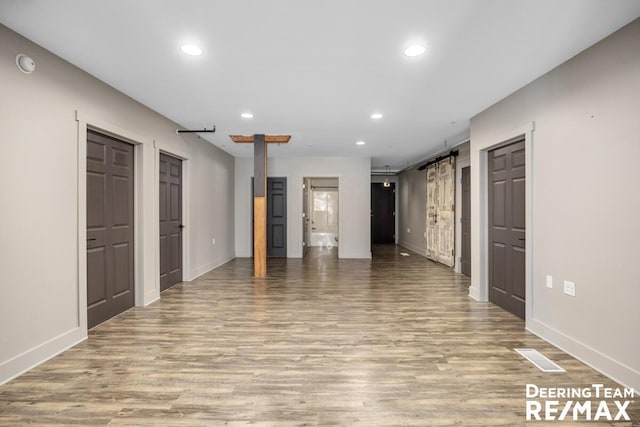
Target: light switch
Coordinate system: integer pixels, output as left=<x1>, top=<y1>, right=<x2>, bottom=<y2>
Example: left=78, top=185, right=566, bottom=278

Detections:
left=546, top=275, right=553, bottom=289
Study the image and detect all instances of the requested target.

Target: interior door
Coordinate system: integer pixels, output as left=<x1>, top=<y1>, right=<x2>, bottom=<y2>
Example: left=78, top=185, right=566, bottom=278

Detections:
left=436, top=157, right=455, bottom=267
left=267, top=177, right=287, bottom=257
left=371, top=183, right=395, bottom=244
left=489, top=139, right=526, bottom=319
left=86, top=130, right=134, bottom=329
left=425, top=164, right=438, bottom=260
left=159, top=153, right=183, bottom=291
left=461, top=166, right=471, bottom=277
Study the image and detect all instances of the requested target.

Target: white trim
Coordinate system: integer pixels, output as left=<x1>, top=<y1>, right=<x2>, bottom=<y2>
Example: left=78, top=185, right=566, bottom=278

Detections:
left=189, top=255, right=235, bottom=281
left=298, top=175, right=343, bottom=258
left=0, top=327, right=85, bottom=386
left=528, top=319, right=640, bottom=394
left=470, top=122, right=534, bottom=325
left=398, top=241, right=427, bottom=258
left=454, top=150, right=470, bottom=274
left=76, top=110, right=156, bottom=314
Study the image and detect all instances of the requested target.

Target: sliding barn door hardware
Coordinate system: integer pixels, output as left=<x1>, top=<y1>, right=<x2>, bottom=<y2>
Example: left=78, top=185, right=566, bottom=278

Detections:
left=176, top=126, right=216, bottom=134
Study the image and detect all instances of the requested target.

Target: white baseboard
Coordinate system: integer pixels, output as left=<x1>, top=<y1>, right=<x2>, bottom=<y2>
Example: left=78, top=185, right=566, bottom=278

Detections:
left=144, top=294, right=160, bottom=307
left=0, top=327, right=86, bottom=386
left=398, top=241, right=427, bottom=257
left=189, top=254, right=235, bottom=281
left=468, top=285, right=481, bottom=301
left=528, top=318, right=640, bottom=394
left=338, top=251, right=371, bottom=259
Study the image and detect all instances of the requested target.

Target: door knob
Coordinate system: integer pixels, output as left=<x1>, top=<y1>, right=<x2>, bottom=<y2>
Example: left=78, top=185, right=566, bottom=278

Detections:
left=179, top=224, right=185, bottom=229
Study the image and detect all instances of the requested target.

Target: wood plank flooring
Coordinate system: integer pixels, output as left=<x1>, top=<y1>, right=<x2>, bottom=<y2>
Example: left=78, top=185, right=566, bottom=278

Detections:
left=0, top=245, right=637, bottom=426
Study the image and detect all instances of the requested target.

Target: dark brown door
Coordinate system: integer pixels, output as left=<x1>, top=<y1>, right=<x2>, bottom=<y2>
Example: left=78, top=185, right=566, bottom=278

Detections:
left=86, top=130, right=134, bottom=329
left=461, top=167, right=471, bottom=277
left=159, top=153, right=183, bottom=291
left=371, top=183, right=395, bottom=244
left=488, top=139, right=526, bottom=319
left=267, top=177, right=287, bottom=257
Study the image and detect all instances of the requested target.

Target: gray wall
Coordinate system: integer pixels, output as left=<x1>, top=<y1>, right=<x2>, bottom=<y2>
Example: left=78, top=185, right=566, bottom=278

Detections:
left=235, top=157, right=371, bottom=259
left=397, top=167, right=427, bottom=256
left=470, top=18, right=640, bottom=391
left=397, top=143, right=469, bottom=264
left=0, top=24, right=235, bottom=385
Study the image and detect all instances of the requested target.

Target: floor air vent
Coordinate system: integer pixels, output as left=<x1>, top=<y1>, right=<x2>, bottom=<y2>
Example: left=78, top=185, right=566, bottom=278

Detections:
left=515, top=348, right=566, bottom=373
left=400, top=252, right=410, bottom=256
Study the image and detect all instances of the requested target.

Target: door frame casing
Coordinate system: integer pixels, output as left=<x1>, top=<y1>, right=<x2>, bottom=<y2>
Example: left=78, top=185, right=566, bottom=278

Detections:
left=454, top=155, right=470, bottom=274
left=76, top=111, right=190, bottom=334
left=156, top=148, right=190, bottom=291
left=298, top=175, right=342, bottom=258
left=470, top=121, right=534, bottom=324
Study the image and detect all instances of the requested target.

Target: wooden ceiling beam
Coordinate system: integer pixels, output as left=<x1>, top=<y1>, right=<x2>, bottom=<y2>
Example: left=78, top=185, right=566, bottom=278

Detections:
left=230, top=134, right=291, bottom=144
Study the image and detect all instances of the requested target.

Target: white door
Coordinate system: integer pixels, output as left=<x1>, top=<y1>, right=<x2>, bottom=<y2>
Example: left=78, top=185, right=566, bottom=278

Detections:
left=436, top=157, right=455, bottom=267
left=426, top=164, right=438, bottom=260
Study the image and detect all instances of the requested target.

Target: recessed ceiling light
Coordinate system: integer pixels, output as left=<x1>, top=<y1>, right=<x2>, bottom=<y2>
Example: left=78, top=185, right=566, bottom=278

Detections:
left=404, top=44, right=426, bottom=57
left=370, top=113, right=383, bottom=119
left=180, top=44, right=203, bottom=56
left=356, top=141, right=366, bottom=145
left=241, top=113, right=253, bottom=119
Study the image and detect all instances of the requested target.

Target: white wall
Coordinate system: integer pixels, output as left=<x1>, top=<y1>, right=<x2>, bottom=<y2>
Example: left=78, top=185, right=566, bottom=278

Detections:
left=470, top=19, right=640, bottom=391
left=0, top=24, right=235, bottom=385
left=235, top=157, right=371, bottom=259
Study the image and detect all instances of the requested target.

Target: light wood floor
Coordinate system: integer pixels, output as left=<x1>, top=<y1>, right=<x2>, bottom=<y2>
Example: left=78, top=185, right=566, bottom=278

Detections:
left=0, top=245, right=636, bottom=426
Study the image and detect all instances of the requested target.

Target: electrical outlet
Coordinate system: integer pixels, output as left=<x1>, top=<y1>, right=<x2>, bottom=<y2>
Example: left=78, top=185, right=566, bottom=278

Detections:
left=563, top=280, right=575, bottom=297
left=407, top=228, right=410, bottom=233
left=546, top=275, right=553, bottom=289
left=212, top=237, right=216, bottom=246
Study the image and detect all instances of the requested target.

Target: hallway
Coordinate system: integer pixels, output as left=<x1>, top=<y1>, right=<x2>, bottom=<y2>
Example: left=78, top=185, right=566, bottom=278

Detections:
left=0, top=246, right=633, bottom=425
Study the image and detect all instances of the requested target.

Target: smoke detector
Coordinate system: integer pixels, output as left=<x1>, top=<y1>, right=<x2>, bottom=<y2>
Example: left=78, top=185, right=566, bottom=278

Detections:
left=16, top=54, right=35, bottom=74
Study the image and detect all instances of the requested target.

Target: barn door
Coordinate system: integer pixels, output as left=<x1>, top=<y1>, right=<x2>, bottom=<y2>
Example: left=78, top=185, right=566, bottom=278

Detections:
left=425, top=157, right=456, bottom=267
left=436, top=157, right=455, bottom=267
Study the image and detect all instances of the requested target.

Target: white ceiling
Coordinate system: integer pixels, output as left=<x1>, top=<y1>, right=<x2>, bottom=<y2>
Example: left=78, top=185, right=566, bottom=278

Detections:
left=2, top=1, right=639, bottom=171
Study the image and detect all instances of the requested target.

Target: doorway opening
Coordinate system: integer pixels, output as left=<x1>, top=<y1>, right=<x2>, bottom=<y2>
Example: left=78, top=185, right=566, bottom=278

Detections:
left=371, top=182, right=395, bottom=244
left=303, top=177, right=339, bottom=257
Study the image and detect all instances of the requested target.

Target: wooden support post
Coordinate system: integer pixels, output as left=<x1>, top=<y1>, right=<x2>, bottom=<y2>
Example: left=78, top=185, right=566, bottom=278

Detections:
left=253, top=134, right=267, bottom=277
left=230, top=133, right=290, bottom=277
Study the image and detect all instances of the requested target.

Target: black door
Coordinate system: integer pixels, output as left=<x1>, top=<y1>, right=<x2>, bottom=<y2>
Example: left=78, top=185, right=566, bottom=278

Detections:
left=488, top=139, right=526, bottom=319
left=86, top=130, right=134, bottom=329
left=267, top=177, right=287, bottom=257
left=371, top=183, right=395, bottom=244
left=159, top=153, right=183, bottom=291
left=461, top=167, right=471, bottom=277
